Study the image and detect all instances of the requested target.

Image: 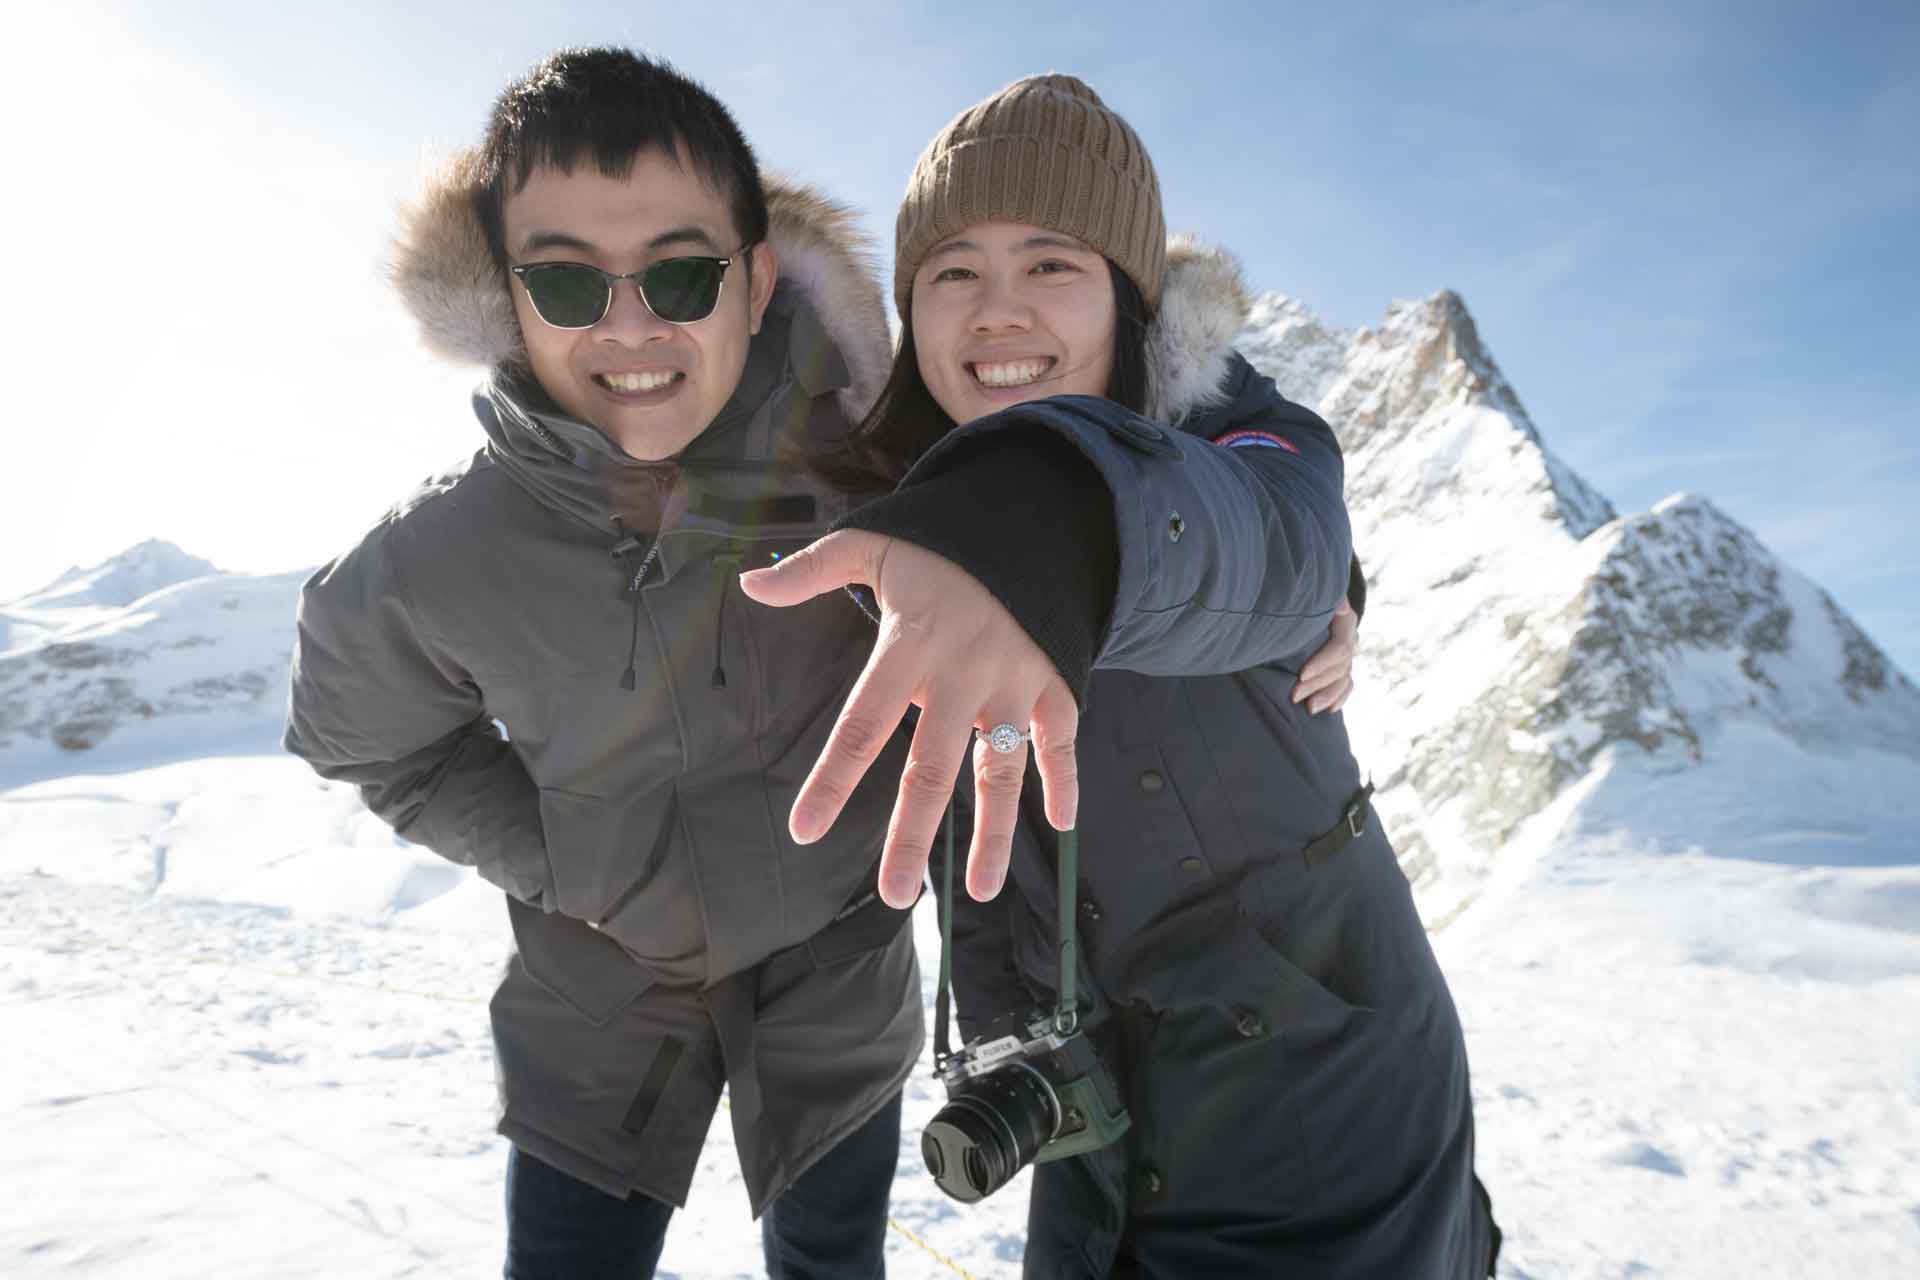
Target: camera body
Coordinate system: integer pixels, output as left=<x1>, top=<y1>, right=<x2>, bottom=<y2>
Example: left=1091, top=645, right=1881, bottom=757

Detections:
left=921, top=1007, right=1131, bottom=1203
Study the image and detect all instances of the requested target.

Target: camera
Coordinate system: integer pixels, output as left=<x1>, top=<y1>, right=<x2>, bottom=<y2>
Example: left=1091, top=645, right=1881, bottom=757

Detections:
left=920, top=1007, right=1130, bottom=1203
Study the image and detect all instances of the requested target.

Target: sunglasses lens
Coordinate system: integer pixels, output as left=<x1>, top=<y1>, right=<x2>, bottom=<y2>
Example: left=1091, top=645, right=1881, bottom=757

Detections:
left=522, top=265, right=611, bottom=328
left=642, top=257, right=725, bottom=323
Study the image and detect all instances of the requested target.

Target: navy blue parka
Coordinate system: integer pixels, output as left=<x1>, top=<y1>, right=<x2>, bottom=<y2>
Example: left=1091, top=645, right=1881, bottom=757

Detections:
left=842, top=241, right=1497, bottom=1279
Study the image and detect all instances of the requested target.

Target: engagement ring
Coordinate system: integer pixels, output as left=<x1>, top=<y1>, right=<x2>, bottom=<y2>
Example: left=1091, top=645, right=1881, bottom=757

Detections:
left=978, top=723, right=1031, bottom=755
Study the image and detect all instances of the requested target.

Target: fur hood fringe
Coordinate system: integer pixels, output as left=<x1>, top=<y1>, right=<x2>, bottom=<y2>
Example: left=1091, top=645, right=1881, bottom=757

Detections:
left=387, top=151, right=1249, bottom=429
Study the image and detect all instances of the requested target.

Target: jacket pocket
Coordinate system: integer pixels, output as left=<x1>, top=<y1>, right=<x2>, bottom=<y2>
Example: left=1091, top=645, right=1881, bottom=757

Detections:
left=537, top=787, right=618, bottom=922
left=805, top=883, right=913, bottom=967
left=506, top=894, right=656, bottom=1027
left=1234, top=859, right=1379, bottom=1019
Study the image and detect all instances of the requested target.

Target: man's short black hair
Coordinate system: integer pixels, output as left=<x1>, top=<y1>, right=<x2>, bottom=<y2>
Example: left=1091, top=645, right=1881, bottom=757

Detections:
left=476, top=47, right=769, bottom=268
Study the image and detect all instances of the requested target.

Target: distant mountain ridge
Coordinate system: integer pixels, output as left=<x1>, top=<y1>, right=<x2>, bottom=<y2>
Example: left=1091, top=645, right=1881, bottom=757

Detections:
left=0, top=547, right=299, bottom=767
left=5, top=538, right=219, bottom=614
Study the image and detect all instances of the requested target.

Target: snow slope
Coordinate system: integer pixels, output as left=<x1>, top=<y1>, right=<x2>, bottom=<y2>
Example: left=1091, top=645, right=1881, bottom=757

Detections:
left=6, top=743, right=1916, bottom=1277
left=1, top=754, right=1032, bottom=1279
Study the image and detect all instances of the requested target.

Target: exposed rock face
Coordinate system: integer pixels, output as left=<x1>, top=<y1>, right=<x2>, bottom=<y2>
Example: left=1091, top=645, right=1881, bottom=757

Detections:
left=1239, top=291, right=1920, bottom=905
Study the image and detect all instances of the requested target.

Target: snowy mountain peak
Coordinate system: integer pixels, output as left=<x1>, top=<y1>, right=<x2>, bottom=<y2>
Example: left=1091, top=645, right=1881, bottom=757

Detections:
left=1559, top=493, right=1920, bottom=762
left=1330, top=289, right=1616, bottom=543
left=1237, top=290, right=1917, bottom=910
left=9, top=539, right=220, bottom=613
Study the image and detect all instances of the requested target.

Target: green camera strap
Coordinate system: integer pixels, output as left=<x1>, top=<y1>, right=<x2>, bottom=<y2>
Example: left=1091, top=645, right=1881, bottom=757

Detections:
left=931, top=796, right=1080, bottom=1071
left=934, top=800, right=955, bottom=1068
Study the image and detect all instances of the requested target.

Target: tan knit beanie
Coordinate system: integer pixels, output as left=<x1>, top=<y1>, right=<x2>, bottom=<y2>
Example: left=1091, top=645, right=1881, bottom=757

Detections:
left=894, top=73, right=1166, bottom=318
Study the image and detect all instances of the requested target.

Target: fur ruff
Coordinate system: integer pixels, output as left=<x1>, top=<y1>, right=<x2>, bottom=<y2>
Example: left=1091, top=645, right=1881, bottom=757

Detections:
left=386, top=155, right=892, bottom=423
left=386, top=149, right=1247, bottom=430
left=1144, top=233, right=1251, bottom=424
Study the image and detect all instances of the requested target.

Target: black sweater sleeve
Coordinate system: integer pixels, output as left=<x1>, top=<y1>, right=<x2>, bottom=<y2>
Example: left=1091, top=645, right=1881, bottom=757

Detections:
left=834, top=430, right=1117, bottom=702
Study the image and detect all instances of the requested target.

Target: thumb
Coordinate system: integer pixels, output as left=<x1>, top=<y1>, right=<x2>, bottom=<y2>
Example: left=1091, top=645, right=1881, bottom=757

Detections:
left=738, top=529, right=887, bottom=608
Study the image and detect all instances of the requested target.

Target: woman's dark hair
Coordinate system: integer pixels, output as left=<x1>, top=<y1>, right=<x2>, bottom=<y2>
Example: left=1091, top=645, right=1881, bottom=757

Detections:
left=816, top=260, right=1153, bottom=494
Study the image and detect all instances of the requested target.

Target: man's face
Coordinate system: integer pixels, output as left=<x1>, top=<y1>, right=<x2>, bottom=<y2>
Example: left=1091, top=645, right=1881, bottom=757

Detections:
left=909, top=220, right=1116, bottom=427
left=502, top=147, right=777, bottom=460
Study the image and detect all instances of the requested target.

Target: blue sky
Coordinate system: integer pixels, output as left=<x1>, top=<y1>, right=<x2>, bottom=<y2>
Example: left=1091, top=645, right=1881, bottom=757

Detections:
left=3, top=1, right=1915, bottom=675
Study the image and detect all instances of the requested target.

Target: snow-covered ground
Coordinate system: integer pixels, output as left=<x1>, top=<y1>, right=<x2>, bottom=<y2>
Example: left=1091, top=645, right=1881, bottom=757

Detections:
left=0, top=747, right=1034, bottom=1280
left=5, top=735, right=1917, bottom=1277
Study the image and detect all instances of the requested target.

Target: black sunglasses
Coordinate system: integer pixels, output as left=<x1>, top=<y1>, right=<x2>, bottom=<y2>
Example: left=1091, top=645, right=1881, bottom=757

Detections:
left=510, top=250, right=747, bottom=328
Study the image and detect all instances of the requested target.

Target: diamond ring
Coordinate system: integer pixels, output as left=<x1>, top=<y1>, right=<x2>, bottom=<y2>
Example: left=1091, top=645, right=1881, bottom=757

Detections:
left=978, top=723, right=1031, bottom=755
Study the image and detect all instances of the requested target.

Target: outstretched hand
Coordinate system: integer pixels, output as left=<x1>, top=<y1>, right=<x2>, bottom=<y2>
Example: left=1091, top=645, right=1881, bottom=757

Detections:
left=738, top=530, right=1079, bottom=909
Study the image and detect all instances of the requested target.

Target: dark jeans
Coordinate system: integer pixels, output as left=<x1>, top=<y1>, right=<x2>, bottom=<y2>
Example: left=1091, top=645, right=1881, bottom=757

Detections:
left=504, top=1091, right=901, bottom=1279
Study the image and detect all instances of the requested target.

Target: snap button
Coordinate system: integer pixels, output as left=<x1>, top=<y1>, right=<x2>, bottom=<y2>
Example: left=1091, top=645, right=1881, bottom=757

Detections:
left=1137, top=770, right=1165, bottom=792
left=1080, top=899, right=1103, bottom=922
left=1167, top=511, right=1185, bottom=542
left=1178, top=856, right=1205, bottom=874
left=1135, top=1167, right=1164, bottom=1200
left=1234, top=1010, right=1267, bottom=1039
left=1105, top=417, right=1181, bottom=456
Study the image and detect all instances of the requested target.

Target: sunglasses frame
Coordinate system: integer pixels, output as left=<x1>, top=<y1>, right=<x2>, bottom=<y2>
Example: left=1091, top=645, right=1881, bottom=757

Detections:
left=509, top=248, right=750, bottom=329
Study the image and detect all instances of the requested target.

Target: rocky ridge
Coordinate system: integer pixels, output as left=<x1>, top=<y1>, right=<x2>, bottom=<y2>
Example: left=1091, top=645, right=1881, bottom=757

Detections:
left=1240, top=290, right=1920, bottom=903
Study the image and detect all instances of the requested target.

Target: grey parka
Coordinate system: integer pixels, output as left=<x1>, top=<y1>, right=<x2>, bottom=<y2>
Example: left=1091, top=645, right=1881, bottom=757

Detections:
left=284, top=166, right=919, bottom=1214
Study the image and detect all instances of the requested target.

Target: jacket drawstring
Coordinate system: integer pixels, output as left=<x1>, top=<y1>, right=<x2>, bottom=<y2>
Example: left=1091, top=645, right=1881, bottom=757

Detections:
left=712, top=547, right=744, bottom=689
left=612, top=519, right=662, bottom=691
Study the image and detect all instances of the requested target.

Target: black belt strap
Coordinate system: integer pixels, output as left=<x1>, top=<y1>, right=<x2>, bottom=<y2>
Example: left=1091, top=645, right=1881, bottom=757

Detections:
left=1303, top=781, right=1374, bottom=868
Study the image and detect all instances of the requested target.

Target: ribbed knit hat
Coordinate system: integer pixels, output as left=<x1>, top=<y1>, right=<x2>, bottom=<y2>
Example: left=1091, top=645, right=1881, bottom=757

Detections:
left=894, top=74, right=1166, bottom=317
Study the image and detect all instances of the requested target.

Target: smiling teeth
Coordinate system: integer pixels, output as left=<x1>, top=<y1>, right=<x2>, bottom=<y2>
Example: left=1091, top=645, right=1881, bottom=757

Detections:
left=602, top=371, right=680, bottom=393
left=972, top=360, right=1050, bottom=388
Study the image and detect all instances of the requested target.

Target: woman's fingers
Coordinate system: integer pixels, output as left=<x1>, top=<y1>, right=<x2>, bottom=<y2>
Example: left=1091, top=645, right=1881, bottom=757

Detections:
left=737, top=529, right=886, bottom=608
left=1309, top=675, right=1354, bottom=715
left=789, top=637, right=916, bottom=847
left=755, top=533, right=1071, bottom=903
left=1294, top=599, right=1358, bottom=706
left=965, top=722, right=1030, bottom=901
left=877, top=703, right=976, bottom=907
left=1027, top=679, right=1080, bottom=832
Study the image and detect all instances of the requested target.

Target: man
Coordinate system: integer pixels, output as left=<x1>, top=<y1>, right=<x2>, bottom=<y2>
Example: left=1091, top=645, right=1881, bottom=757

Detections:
left=285, top=47, right=916, bottom=1278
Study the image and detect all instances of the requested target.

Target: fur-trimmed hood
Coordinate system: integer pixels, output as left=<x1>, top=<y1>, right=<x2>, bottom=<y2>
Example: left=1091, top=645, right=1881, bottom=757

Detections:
left=386, top=153, right=892, bottom=426
left=1144, top=233, right=1252, bottom=425
left=386, top=148, right=1249, bottom=430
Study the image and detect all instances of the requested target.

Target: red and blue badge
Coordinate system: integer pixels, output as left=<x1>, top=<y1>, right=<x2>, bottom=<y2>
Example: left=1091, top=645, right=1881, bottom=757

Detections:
left=1213, top=429, right=1301, bottom=454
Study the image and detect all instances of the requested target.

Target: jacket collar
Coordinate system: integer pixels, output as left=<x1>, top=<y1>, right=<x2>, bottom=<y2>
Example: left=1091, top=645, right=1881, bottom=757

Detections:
left=475, top=304, right=789, bottom=539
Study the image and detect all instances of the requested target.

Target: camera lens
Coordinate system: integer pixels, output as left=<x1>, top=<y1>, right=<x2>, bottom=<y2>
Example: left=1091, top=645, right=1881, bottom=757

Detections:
left=922, top=1062, right=1059, bottom=1202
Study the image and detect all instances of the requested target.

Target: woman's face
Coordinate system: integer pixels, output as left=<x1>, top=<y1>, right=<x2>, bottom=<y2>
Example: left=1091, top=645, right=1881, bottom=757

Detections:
left=910, top=221, right=1116, bottom=424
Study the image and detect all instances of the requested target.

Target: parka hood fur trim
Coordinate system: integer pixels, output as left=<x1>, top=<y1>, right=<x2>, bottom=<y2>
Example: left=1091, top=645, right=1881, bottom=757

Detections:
left=1145, top=233, right=1252, bottom=425
left=387, top=153, right=893, bottom=424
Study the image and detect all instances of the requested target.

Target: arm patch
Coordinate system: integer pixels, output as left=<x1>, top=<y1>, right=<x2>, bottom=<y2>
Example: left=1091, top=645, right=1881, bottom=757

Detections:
left=1213, top=429, right=1301, bottom=455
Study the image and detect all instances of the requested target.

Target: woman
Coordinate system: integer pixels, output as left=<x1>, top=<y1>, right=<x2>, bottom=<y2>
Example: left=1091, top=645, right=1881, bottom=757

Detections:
left=744, top=74, right=1497, bottom=1277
